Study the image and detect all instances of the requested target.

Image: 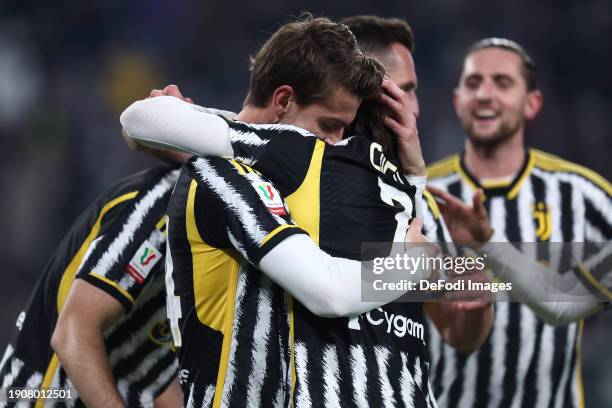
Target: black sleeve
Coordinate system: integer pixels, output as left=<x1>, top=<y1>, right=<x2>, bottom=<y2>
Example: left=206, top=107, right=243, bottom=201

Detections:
left=188, top=156, right=308, bottom=264
left=76, top=171, right=177, bottom=311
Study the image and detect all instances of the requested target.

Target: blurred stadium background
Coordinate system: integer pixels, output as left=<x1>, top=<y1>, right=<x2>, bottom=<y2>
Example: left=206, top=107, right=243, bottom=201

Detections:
left=1, top=0, right=610, bottom=404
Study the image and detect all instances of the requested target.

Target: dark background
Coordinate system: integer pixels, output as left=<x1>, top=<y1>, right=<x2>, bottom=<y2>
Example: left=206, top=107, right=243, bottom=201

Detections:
left=1, top=0, right=610, bottom=404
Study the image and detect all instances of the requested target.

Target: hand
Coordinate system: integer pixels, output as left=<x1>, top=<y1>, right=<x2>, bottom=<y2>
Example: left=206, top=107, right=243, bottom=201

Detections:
left=442, top=268, right=493, bottom=311
left=148, top=84, right=193, bottom=104
left=427, top=186, right=494, bottom=246
left=379, top=78, right=425, bottom=176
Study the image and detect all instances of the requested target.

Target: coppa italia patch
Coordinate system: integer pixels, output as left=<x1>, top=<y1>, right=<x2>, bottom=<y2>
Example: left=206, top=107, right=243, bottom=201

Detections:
left=126, top=240, right=162, bottom=284
left=254, top=181, right=287, bottom=215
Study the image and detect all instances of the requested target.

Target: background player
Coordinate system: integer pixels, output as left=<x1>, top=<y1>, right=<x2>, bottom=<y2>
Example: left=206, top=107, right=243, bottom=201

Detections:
left=0, top=150, right=186, bottom=407
left=425, top=38, right=611, bottom=408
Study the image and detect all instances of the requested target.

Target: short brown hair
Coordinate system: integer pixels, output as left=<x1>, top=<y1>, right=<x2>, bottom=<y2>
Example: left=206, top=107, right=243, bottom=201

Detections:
left=467, top=37, right=538, bottom=91
left=245, top=14, right=384, bottom=107
left=340, top=15, right=415, bottom=55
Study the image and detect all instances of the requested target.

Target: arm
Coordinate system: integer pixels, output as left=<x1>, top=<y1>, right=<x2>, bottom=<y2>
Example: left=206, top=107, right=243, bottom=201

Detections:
left=154, top=377, right=183, bottom=408
left=259, top=218, right=431, bottom=317
left=120, top=96, right=234, bottom=157
left=51, top=280, right=125, bottom=408
left=428, top=185, right=609, bottom=325
left=190, top=157, right=432, bottom=317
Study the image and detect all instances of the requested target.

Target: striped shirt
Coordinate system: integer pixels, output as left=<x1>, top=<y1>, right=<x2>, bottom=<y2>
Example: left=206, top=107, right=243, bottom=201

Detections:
left=426, top=148, right=612, bottom=408
left=0, top=167, right=180, bottom=407
left=167, top=118, right=444, bottom=407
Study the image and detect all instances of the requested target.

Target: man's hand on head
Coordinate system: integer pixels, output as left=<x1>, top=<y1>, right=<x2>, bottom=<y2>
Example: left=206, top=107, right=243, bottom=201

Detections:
left=379, top=78, right=425, bottom=176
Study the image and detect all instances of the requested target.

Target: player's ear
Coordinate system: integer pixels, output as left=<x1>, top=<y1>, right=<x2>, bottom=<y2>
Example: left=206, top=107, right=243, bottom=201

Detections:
left=524, top=89, right=543, bottom=120
left=452, top=87, right=461, bottom=116
left=272, top=85, right=295, bottom=121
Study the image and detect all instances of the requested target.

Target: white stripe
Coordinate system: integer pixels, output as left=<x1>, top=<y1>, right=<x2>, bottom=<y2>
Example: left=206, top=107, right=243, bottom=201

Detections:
left=399, top=352, right=415, bottom=408
left=192, top=159, right=288, bottom=245
left=107, top=304, right=166, bottom=367
left=509, top=306, right=537, bottom=408
left=90, top=172, right=177, bottom=278
left=14, top=372, right=43, bottom=408
left=0, top=345, right=13, bottom=373
left=456, top=351, right=478, bottom=407
left=202, top=385, right=215, bottom=408
left=221, top=268, right=248, bottom=404
left=488, top=301, right=509, bottom=408
left=375, top=346, right=396, bottom=408
left=535, top=323, right=555, bottom=407
left=554, top=323, right=578, bottom=408
left=294, top=342, right=312, bottom=408
left=246, top=280, right=274, bottom=407
left=116, top=346, right=172, bottom=400
left=186, top=383, right=196, bottom=408
left=139, top=359, right=179, bottom=407
left=1, top=358, right=24, bottom=388
left=350, top=345, right=368, bottom=407
left=323, top=345, right=341, bottom=408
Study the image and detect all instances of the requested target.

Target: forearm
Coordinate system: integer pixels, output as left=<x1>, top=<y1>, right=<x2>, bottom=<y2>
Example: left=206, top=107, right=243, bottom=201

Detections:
left=120, top=96, right=233, bottom=157
left=425, top=302, right=493, bottom=354
left=259, top=234, right=431, bottom=317
left=480, top=237, right=606, bottom=325
left=52, top=323, right=124, bottom=407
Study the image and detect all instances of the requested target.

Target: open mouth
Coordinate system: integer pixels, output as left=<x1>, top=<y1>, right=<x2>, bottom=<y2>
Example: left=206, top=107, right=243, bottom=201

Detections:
left=472, top=109, right=499, bottom=120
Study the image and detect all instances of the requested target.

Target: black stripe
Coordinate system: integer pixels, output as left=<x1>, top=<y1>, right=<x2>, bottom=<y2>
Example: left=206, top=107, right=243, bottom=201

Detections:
left=446, top=352, right=468, bottom=408
left=531, top=173, right=550, bottom=263
left=559, top=182, right=574, bottom=271
left=104, top=281, right=166, bottom=352
left=447, top=181, right=462, bottom=204
left=504, top=198, right=521, bottom=242
left=432, top=337, right=445, bottom=398
left=227, top=270, right=259, bottom=407
left=585, top=198, right=612, bottom=240
left=473, top=337, right=492, bottom=408
left=548, top=325, right=570, bottom=408
left=498, top=303, right=520, bottom=408
left=562, top=334, right=579, bottom=408
left=521, top=319, right=544, bottom=407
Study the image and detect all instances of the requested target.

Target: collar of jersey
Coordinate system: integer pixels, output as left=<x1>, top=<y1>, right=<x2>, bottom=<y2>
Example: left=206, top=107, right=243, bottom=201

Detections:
left=457, top=148, right=534, bottom=199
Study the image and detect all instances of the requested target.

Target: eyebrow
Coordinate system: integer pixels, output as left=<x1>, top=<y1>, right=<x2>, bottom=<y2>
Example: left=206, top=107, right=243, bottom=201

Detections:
left=400, top=81, right=417, bottom=93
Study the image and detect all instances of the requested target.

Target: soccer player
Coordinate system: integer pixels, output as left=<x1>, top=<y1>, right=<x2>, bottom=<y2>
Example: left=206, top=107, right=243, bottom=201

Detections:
left=0, top=150, right=187, bottom=407
left=121, top=16, right=493, bottom=407
left=425, top=38, right=611, bottom=408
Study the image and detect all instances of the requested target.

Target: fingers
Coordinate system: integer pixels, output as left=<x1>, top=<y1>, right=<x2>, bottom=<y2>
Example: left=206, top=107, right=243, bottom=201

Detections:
left=473, top=189, right=488, bottom=217
left=163, top=84, right=183, bottom=98
left=149, top=89, right=164, bottom=98
left=426, top=186, right=463, bottom=209
left=381, top=78, right=406, bottom=102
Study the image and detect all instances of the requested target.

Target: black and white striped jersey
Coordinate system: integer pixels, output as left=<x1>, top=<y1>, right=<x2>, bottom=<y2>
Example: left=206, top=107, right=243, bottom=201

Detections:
left=426, top=149, right=611, bottom=408
left=177, top=117, right=437, bottom=408
left=165, top=156, right=306, bottom=408
left=0, top=166, right=180, bottom=407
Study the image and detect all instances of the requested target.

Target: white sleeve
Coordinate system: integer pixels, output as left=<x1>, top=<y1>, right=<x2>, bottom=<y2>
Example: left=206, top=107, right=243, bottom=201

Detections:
left=405, top=175, right=426, bottom=218
left=480, top=233, right=607, bottom=325
left=258, top=234, right=430, bottom=317
left=120, top=96, right=234, bottom=157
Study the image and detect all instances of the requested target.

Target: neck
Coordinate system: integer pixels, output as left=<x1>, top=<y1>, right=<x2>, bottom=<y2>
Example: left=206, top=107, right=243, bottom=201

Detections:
left=236, top=105, right=274, bottom=124
left=463, top=132, right=525, bottom=180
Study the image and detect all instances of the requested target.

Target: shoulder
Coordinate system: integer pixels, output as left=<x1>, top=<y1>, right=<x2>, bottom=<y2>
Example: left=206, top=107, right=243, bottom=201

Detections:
left=531, top=149, right=611, bottom=196
left=426, top=154, right=459, bottom=180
